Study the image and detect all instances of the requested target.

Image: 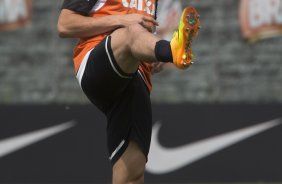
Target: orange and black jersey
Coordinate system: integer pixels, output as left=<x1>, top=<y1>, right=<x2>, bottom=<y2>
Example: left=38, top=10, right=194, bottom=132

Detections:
left=61, top=0, right=158, bottom=91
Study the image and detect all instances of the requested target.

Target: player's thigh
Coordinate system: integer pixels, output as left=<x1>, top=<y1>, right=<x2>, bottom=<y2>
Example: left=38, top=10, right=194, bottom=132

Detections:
left=113, top=141, right=146, bottom=183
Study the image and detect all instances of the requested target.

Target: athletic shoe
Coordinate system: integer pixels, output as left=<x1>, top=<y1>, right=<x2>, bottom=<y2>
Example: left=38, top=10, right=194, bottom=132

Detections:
left=170, top=6, right=200, bottom=69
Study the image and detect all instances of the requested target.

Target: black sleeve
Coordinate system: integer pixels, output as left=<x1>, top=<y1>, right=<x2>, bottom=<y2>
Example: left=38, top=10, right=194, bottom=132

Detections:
left=61, top=0, right=98, bottom=16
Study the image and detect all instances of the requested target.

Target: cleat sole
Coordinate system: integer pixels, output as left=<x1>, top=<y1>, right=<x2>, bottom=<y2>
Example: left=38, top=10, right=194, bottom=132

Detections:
left=170, top=6, right=200, bottom=69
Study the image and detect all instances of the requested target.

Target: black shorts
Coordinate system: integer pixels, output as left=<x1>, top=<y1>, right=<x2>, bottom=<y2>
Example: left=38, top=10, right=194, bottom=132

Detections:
left=76, top=35, right=152, bottom=165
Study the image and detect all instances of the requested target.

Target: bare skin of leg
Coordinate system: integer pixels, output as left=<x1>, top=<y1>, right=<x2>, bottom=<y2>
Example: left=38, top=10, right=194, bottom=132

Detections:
left=112, top=141, right=146, bottom=184
left=110, top=23, right=161, bottom=74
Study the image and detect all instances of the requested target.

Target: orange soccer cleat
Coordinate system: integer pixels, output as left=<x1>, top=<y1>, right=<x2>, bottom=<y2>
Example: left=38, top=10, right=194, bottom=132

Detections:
left=170, top=6, right=200, bottom=69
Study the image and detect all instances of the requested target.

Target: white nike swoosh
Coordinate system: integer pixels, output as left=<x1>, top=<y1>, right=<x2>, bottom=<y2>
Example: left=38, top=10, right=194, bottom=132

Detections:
left=0, top=121, right=76, bottom=158
left=146, top=119, right=281, bottom=174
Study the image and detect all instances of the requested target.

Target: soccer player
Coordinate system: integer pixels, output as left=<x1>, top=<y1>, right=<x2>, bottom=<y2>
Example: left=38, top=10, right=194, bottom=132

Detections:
left=57, top=0, right=200, bottom=183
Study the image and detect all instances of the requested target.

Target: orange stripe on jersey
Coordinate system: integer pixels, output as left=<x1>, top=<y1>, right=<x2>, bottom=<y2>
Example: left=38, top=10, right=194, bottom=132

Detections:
left=139, top=63, right=153, bottom=92
left=73, top=0, right=157, bottom=91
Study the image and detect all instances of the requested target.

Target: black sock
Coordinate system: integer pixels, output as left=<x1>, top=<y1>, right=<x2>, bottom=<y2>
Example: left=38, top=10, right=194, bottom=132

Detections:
left=154, top=40, right=173, bottom=62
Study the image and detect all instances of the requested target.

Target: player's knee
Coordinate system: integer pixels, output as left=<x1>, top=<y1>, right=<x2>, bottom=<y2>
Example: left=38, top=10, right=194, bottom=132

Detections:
left=127, top=165, right=144, bottom=183
left=113, top=165, right=144, bottom=184
left=125, top=151, right=145, bottom=182
left=126, top=24, right=147, bottom=42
